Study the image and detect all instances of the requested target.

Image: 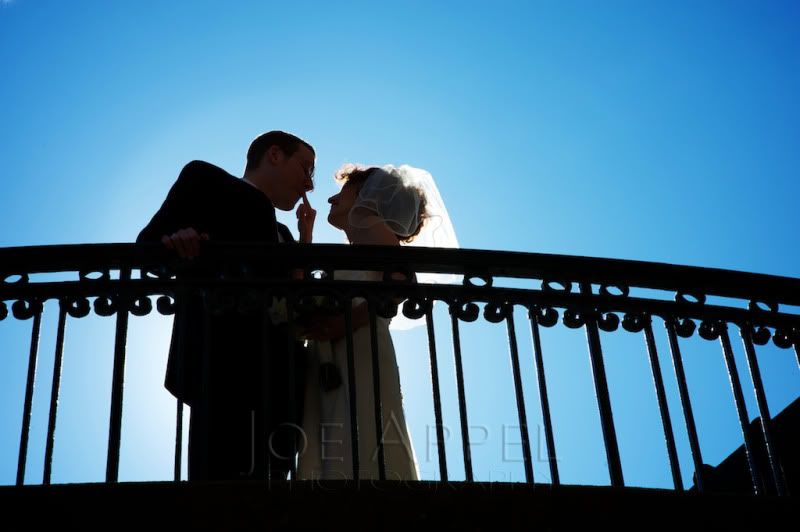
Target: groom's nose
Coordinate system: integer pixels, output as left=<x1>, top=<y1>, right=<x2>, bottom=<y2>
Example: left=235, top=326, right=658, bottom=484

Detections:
left=328, top=194, right=337, bottom=204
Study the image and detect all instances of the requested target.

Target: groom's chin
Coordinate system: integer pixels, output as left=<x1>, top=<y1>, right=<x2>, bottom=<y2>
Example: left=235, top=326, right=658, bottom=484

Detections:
left=276, top=198, right=299, bottom=212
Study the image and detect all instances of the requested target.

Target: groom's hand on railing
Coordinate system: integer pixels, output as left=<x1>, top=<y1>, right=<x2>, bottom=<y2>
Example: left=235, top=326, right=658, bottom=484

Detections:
left=160, top=227, right=209, bottom=259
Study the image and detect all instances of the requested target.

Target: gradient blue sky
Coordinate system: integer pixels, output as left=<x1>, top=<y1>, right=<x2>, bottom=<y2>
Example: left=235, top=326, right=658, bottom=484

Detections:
left=1, top=0, right=798, bottom=488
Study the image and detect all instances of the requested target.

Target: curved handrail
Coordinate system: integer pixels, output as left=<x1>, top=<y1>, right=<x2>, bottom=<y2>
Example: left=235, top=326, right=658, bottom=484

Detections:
left=1, top=243, right=799, bottom=306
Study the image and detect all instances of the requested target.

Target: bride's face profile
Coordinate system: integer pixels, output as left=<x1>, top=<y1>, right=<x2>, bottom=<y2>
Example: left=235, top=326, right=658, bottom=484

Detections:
left=327, top=182, right=359, bottom=229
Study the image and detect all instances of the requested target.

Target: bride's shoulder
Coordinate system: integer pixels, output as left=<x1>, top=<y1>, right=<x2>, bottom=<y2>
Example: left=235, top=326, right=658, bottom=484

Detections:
left=349, top=222, right=400, bottom=247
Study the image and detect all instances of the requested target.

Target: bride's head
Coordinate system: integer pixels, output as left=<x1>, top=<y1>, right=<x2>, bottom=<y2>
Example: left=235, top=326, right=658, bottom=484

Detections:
left=327, top=164, right=428, bottom=244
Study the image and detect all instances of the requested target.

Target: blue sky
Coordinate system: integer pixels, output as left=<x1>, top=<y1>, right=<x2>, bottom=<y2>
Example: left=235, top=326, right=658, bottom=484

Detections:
left=1, top=0, right=798, bottom=488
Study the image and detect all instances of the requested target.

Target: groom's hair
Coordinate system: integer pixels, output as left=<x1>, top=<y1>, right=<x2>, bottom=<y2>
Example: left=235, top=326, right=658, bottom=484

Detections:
left=245, top=131, right=315, bottom=173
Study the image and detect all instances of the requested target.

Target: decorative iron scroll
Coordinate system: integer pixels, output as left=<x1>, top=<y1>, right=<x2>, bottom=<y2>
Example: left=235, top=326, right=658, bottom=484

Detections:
left=0, top=243, right=798, bottom=344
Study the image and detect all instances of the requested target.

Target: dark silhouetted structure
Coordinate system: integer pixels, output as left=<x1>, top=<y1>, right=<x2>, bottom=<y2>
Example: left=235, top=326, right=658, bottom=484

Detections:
left=0, top=243, right=797, bottom=528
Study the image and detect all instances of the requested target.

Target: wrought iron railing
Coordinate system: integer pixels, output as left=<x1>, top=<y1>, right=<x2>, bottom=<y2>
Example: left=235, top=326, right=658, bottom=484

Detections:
left=1, top=243, right=798, bottom=495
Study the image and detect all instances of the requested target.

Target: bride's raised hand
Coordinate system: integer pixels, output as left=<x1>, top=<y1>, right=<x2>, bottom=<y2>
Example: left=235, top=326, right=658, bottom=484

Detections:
left=297, top=192, right=316, bottom=243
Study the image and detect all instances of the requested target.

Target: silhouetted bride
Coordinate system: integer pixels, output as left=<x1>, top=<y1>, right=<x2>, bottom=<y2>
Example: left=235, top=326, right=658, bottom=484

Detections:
left=296, top=163, right=458, bottom=480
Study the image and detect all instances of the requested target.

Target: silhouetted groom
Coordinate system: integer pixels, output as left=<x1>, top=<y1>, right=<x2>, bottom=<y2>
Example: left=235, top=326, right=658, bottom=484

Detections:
left=137, top=130, right=316, bottom=480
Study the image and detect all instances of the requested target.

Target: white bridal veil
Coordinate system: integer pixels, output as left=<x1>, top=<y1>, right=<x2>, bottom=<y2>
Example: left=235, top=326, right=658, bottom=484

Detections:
left=345, top=164, right=460, bottom=330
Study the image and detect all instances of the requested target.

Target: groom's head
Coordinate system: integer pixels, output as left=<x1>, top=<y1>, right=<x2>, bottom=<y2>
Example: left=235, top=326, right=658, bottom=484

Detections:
left=244, top=131, right=315, bottom=210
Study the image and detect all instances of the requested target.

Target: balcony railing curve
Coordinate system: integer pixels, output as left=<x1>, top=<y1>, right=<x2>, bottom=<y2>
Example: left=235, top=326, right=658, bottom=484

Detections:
left=0, top=243, right=797, bottom=496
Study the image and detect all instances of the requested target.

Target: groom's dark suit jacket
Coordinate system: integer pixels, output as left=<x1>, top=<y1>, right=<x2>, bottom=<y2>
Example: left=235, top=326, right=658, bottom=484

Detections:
left=137, top=160, right=305, bottom=411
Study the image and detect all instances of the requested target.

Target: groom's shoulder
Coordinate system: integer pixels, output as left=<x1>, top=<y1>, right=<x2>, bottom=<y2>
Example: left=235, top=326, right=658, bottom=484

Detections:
left=175, top=160, right=239, bottom=191
left=178, top=160, right=234, bottom=181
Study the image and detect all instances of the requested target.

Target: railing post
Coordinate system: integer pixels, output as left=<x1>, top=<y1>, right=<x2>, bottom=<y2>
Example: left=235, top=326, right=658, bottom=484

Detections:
left=719, top=325, right=763, bottom=495
left=425, top=307, right=448, bottom=481
left=528, top=307, right=559, bottom=486
left=16, top=302, right=43, bottom=486
left=367, top=299, right=387, bottom=480
left=642, top=318, right=683, bottom=491
left=506, top=310, right=534, bottom=483
left=580, top=282, right=624, bottom=487
left=740, top=324, right=787, bottom=495
left=106, top=268, right=131, bottom=483
left=174, top=399, right=183, bottom=482
left=43, top=302, right=68, bottom=485
left=172, top=291, right=188, bottom=482
left=664, top=317, right=705, bottom=491
left=449, top=306, right=473, bottom=482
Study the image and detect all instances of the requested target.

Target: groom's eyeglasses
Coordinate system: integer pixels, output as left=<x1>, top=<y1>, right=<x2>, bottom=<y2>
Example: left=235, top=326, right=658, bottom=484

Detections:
left=293, top=156, right=315, bottom=189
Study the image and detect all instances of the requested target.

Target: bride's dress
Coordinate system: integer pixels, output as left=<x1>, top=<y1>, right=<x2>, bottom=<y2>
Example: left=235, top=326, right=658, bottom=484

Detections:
left=297, top=270, right=420, bottom=480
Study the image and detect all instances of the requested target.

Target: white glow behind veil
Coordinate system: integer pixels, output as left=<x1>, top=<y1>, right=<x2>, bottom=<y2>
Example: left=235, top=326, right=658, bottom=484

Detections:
left=346, top=164, right=460, bottom=330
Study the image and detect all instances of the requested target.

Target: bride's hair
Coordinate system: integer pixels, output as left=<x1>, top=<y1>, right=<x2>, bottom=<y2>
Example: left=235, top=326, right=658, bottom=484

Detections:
left=335, top=164, right=428, bottom=243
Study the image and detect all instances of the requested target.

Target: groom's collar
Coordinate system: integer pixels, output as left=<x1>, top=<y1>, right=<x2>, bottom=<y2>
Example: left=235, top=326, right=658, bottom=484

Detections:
left=242, top=177, right=275, bottom=205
